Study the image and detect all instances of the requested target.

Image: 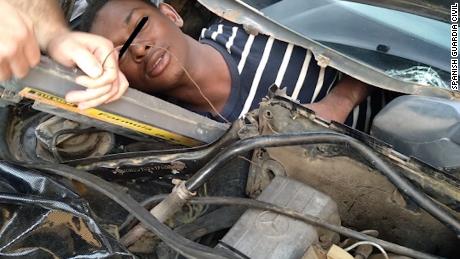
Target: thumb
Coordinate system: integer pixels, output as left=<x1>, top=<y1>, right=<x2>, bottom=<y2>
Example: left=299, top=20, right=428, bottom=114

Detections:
left=70, top=46, right=104, bottom=78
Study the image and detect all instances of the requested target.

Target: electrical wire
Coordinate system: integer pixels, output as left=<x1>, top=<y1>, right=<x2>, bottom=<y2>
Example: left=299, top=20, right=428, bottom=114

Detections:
left=183, top=132, right=460, bottom=237
left=164, top=44, right=231, bottom=124
left=344, top=241, right=389, bottom=259
left=28, top=163, right=236, bottom=259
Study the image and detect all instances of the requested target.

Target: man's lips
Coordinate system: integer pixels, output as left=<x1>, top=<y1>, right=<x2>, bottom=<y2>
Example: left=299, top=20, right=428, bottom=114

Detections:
left=146, top=48, right=170, bottom=78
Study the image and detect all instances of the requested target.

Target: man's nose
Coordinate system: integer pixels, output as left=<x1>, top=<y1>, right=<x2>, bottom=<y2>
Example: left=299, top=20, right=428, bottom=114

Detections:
left=129, top=44, right=151, bottom=63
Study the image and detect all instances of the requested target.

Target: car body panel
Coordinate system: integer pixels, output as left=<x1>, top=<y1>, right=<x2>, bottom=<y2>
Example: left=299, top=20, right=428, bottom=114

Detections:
left=197, top=0, right=458, bottom=100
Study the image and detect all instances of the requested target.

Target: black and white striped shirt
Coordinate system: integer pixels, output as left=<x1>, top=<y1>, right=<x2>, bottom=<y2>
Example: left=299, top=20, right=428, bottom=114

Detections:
left=200, top=21, right=381, bottom=132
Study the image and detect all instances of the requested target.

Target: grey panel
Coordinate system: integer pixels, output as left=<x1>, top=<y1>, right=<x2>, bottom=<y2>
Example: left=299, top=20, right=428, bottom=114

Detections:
left=220, top=177, right=339, bottom=259
left=371, top=95, right=460, bottom=171
left=261, top=0, right=449, bottom=72
left=4, top=57, right=229, bottom=145
left=198, top=0, right=459, bottom=100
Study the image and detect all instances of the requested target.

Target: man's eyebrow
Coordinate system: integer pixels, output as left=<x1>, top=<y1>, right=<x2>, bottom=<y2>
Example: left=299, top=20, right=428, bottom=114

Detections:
left=124, top=8, right=143, bottom=25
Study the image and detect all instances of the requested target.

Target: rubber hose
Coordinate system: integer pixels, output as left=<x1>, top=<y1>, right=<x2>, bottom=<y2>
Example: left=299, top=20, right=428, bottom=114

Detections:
left=184, top=132, right=460, bottom=236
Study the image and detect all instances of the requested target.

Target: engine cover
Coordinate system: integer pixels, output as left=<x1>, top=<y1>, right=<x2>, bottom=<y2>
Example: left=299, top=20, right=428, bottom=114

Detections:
left=218, top=177, right=340, bottom=259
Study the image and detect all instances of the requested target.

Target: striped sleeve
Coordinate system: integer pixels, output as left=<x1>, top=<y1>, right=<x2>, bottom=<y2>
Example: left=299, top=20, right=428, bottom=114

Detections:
left=199, top=22, right=383, bottom=131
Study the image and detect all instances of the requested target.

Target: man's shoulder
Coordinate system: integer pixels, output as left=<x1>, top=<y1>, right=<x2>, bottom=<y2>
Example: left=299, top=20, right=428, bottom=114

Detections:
left=200, top=20, right=248, bottom=48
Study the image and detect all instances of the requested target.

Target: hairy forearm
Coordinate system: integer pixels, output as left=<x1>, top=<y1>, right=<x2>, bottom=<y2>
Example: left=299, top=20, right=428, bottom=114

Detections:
left=5, top=0, right=69, bottom=50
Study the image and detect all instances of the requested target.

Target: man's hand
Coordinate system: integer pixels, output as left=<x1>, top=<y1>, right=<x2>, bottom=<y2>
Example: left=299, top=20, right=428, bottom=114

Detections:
left=1, top=0, right=128, bottom=109
left=0, top=0, right=40, bottom=81
left=46, top=32, right=129, bottom=109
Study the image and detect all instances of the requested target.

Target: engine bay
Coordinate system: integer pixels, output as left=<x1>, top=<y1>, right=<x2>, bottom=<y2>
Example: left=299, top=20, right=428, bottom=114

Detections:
left=0, top=0, right=458, bottom=258
left=0, top=90, right=458, bottom=258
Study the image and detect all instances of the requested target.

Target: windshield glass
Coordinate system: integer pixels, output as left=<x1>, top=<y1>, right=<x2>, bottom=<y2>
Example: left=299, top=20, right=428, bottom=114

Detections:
left=242, top=0, right=450, bottom=89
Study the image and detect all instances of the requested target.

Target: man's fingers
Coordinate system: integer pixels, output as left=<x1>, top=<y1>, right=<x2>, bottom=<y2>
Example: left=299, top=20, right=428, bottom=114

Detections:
left=0, top=62, right=12, bottom=81
left=75, top=64, right=117, bottom=88
left=24, top=43, right=41, bottom=68
left=103, top=71, right=122, bottom=104
left=105, top=78, right=119, bottom=103
left=74, top=35, right=118, bottom=88
left=6, top=10, right=36, bottom=78
left=0, top=1, right=40, bottom=81
left=96, top=43, right=117, bottom=70
left=0, top=20, right=35, bottom=79
left=71, top=48, right=103, bottom=79
left=73, top=33, right=117, bottom=70
left=17, top=11, right=40, bottom=67
left=45, top=32, right=126, bottom=109
left=105, top=71, right=129, bottom=103
left=74, top=47, right=117, bottom=88
left=65, top=85, right=112, bottom=103
left=23, top=34, right=41, bottom=68
left=77, top=92, right=113, bottom=110
left=9, top=47, right=30, bottom=78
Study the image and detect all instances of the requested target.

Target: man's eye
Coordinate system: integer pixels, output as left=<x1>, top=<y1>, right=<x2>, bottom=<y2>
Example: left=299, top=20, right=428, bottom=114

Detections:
left=137, top=16, right=150, bottom=30
left=118, top=16, right=148, bottom=60
left=143, top=18, right=150, bottom=29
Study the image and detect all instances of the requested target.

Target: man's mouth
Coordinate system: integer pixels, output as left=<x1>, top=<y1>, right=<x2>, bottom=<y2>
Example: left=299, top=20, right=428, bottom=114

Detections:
left=146, top=48, right=170, bottom=78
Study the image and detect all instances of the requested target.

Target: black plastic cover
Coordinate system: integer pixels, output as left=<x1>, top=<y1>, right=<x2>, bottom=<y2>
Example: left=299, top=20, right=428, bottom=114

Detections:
left=0, top=162, right=133, bottom=258
left=371, top=95, right=460, bottom=174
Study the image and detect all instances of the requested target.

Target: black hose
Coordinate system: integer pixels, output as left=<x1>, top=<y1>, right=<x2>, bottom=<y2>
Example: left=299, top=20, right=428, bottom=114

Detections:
left=119, top=194, right=167, bottom=232
left=119, top=195, right=440, bottom=259
left=184, top=132, right=460, bottom=236
left=29, top=163, right=235, bottom=259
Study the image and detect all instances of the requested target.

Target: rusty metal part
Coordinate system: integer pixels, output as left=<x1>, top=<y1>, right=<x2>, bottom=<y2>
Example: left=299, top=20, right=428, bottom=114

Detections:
left=246, top=96, right=460, bottom=256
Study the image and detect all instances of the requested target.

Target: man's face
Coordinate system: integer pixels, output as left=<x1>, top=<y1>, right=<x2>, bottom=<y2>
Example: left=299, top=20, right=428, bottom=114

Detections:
left=90, top=0, right=189, bottom=93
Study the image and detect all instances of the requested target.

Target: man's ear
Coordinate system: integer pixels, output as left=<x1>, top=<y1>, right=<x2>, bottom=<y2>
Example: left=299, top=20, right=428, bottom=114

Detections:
left=158, top=3, right=183, bottom=27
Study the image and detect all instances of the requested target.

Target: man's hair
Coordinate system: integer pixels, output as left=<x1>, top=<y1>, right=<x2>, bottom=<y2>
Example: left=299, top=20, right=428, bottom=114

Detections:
left=79, top=0, right=159, bottom=32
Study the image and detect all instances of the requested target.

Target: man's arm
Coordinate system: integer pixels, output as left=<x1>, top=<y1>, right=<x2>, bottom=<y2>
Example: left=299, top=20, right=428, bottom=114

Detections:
left=2, top=0, right=129, bottom=109
left=304, top=75, right=369, bottom=123
left=0, top=0, right=40, bottom=80
left=5, top=0, right=68, bottom=50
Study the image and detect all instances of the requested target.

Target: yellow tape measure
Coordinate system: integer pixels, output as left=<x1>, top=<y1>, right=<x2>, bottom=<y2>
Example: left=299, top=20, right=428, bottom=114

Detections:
left=19, top=87, right=199, bottom=146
